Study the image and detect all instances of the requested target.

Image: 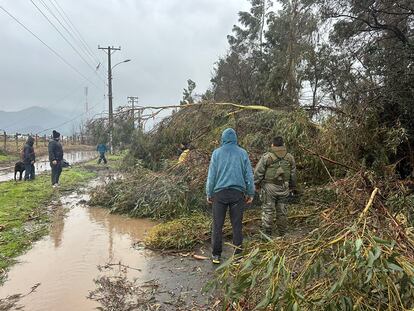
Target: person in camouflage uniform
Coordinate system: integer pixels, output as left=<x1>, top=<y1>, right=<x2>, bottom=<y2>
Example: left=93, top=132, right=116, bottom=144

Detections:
left=254, top=136, right=296, bottom=236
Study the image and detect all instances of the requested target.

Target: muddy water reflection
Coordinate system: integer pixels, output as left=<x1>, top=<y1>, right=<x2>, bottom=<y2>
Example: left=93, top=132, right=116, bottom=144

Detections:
left=0, top=150, right=96, bottom=182
left=0, top=192, right=155, bottom=311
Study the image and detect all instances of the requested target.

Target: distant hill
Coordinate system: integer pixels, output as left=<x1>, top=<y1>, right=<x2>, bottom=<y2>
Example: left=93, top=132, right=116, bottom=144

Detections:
left=0, top=106, right=79, bottom=135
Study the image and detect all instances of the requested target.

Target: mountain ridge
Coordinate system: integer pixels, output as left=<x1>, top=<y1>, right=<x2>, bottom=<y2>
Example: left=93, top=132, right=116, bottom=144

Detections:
left=0, top=106, right=80, bottom=135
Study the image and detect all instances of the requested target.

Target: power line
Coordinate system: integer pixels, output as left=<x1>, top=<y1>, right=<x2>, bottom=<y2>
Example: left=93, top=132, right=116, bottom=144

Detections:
left=42, top=0, right=106, bottom=81
left=49, top=0, right=101, bottom=66
left=30, top=0, right=104, bottom=83
left=38, top=0, right=98, bottom=66
left=1, top=80, right=104, bottom=131
left=0, top=5, right=99, bottom=88
left=36, top=99, right=105, bottom=135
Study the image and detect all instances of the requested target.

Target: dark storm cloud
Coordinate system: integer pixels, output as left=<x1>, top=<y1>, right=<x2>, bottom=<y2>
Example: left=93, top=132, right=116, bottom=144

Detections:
left=0, top=0, right=249, bottom=114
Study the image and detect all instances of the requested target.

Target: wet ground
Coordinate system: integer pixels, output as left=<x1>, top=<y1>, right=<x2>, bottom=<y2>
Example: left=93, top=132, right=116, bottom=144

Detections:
left=0, top=151, right=97, bottom=182
left=0, top=176, right=220, bottom=311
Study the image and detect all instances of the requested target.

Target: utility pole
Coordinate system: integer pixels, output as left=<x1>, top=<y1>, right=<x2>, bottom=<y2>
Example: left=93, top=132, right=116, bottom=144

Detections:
left=137, top=108, right=143, bottom=131
left=84, top=86, right=89, bottom=118
left=98, top=45, right=121, bottom=153
left=127, top=96, right=139, bottom=129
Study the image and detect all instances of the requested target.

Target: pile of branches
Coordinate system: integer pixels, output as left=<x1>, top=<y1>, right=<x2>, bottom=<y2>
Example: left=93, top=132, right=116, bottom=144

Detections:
left=89, top=149, right=210, bottom=219
left=88, top=265, right=160, bottom=311
left=214, top=172, right=414, bottom=310
left=89, top=103, right=414, bottom=309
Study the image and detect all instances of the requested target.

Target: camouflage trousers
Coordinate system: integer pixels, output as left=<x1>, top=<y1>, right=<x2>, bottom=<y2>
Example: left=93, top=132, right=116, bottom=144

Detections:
left=261, top=183, right=289, bottom=236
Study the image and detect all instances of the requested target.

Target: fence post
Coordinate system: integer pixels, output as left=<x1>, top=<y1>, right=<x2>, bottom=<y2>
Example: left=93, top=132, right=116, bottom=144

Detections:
left=3, top=131, right=6, bottom=152
left=15, top=133, right=18, bottom=155
left=44, top=135, right=47, bottom=147
left=35, top=134, right=38, bottom=147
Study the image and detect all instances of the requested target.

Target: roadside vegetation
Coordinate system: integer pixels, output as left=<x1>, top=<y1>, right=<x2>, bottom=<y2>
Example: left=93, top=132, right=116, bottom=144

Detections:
left=0, top=167, right=96, bottom=283
left=89, top=102, right=414, bottom=310
left=85, top=0, right=414, bottom=308
left=0, top=151, right=17, bottom=165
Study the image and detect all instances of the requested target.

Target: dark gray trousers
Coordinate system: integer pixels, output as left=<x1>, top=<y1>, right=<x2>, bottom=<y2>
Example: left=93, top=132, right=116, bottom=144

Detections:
left=98, top=152, right=107, bottom=164
left=50, top=162, right=62, bottom=185
left=24, top=163, right=35, bottom=180
left=212, top=189, right=245, bottom=256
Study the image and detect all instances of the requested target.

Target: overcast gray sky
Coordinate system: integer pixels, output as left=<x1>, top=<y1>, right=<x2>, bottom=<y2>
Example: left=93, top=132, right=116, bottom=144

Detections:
left=0, top=0, right=249, bottom=117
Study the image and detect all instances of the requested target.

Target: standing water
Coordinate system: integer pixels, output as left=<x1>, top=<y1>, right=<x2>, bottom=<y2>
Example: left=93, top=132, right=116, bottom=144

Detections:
left=0, top=188, right=156, bottom=310
left=0, top=151, right=97, bottom=182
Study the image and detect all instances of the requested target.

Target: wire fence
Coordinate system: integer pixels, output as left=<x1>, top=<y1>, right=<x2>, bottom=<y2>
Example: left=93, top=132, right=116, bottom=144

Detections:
left=1, top=131, right=91, bottom=155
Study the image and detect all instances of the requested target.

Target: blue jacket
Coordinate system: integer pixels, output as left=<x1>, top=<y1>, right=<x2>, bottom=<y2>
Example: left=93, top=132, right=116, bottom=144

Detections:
left=97, top=144, right=107, bottom=153
left=206, top=128, right=255, bottom=198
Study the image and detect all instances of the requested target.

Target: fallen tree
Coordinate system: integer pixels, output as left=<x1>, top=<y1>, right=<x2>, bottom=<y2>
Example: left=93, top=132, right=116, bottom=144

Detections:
left=89, top=102, right=414, bottom=309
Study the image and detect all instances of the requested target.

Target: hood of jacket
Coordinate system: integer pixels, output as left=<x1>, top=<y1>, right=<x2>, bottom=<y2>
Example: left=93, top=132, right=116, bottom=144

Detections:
left=27, top=136, right=34, bottom=146
left=221, top=128, right=238, bottom=146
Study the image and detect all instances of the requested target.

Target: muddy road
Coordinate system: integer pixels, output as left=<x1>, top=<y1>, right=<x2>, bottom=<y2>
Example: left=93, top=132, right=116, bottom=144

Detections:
left=0, top=151, right=97, bottom=182
left=0, top=175, right=218, bottom=311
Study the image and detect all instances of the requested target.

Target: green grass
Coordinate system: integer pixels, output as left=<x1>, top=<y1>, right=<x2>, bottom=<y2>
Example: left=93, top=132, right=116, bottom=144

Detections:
left=0, top=154, right=17, bottom=164
left=144, top=213, right=211, bottom=251
left=83, top=152, right=126, bottom=170
left=0, top=167, right=96, bottom=280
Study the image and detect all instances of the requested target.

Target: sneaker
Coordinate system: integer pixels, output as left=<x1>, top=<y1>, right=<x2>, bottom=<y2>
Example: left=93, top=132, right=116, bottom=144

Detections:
left=212, top=255, right=221, bottom=265
left=52, top=183, right=59, bottom=188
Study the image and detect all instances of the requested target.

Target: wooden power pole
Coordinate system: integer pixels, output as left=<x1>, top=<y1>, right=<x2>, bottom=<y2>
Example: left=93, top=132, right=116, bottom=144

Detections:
left=98, top=45, right=121, bottom=153
left=127, top=96, right=139, bottom=129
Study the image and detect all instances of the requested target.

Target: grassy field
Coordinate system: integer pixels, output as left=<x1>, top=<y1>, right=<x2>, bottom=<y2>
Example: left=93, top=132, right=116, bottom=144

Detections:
left=0, top=167, right=96, bottom=281
left=83, top=152, right=126, bottom=170
left=0, top=154, right=17, bottom=164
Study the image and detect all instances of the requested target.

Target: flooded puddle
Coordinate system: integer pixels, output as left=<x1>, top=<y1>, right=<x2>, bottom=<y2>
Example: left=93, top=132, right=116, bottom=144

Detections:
left=0, top=189, right=157, bottom=310
left=0, top=150, right=97, bottom=182
left=0, top=178, right=216, bottom=310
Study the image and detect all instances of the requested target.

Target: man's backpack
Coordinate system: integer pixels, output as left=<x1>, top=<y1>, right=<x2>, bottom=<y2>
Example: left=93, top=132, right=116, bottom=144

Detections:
left=264, top=152, right=292, bottom=184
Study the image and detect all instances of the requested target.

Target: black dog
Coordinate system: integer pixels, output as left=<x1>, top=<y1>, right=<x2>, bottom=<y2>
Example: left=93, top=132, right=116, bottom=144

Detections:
left=14, top=160, right=70, bottom=181
left=14, top=161, right=25, bottom=181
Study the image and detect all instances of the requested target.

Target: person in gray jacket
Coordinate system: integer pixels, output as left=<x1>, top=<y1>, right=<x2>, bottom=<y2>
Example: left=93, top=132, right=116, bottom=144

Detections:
left=23, top=136, right=36, bottom=180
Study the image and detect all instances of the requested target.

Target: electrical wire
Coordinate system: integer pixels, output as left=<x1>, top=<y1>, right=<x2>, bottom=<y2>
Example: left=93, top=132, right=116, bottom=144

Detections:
left=0, top=5, right=99, bottom=88
left=49, top=0, right=101, bottom=66
left=30, top=0, right=105, bottom=83
left=0, top=83, right=97, bottom=131
left=38, top=0, right=98, bottom=66
left=36, top=98, right=105, bottom=135
left=41, top=0, right=106, bottom=81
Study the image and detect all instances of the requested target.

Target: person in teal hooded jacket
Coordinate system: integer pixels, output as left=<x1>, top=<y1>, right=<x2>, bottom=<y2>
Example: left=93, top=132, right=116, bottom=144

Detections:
left=97, top=143, right=108, bottom=164
left=206, top=128, right=255, bottom=264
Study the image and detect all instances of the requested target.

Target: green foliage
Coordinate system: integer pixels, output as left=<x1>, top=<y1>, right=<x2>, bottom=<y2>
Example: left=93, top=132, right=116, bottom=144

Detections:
left=210, top=0, right=414, bottom=173
left=85, top=106, right=135, bottom=150
left=214, top=173, right=414, bottom=310
left=93, top=102, right=414, bottom=309
left=180, top=79, right=197, bottom=105
left=144, top=213, right=211, bottom=251
left=85, top=118, right=109, bottom=146
left=89, top=165, right=206, bottom=220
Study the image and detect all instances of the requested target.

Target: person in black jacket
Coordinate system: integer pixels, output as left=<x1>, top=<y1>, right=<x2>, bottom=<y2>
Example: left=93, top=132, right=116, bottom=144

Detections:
left=48, top=130, right=64, bottom=187
left=23, top=136, right=36, bottom=180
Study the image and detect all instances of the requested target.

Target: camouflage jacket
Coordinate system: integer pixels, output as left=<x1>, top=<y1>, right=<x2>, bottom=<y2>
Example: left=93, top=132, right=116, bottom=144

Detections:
left=254, top=146, right=297, bottom=189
